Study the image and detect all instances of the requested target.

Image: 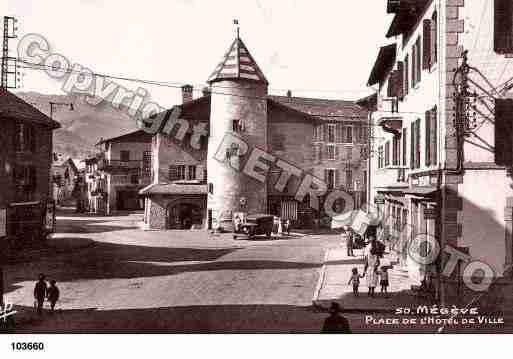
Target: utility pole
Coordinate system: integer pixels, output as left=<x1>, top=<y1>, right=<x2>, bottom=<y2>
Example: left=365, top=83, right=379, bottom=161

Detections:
left=1, top=16, right=18, bottom=90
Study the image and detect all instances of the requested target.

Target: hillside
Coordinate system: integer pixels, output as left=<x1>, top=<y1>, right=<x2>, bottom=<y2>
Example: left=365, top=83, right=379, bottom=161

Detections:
left=15, top=92, right=140, bottom=160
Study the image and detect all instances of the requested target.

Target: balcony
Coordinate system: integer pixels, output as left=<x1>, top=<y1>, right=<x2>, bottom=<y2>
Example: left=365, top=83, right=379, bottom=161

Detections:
left=97, top=159, right=143, bottom=172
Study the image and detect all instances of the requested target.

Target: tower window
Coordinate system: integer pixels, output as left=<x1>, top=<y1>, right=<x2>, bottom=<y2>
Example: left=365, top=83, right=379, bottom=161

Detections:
left=232, top=119, right=244, bottom=132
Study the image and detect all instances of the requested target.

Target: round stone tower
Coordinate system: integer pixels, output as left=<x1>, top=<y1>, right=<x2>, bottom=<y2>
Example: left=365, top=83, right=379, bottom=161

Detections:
left=206, top=36, right=269, bottom=229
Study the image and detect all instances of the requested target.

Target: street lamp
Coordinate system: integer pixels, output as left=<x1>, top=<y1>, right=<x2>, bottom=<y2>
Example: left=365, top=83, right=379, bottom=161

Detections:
left=49, top=101, right=74, bottom=119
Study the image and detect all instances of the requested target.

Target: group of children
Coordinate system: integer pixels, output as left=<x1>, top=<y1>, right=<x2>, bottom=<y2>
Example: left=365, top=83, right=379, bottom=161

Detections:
left=33, top=274, right=60, bottom=315
left=348, top=266, right=390, bottom=297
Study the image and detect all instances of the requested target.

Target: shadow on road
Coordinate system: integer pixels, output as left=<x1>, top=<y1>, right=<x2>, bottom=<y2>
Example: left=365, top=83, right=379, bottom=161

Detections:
left=10, top=303, right=328, bottom=334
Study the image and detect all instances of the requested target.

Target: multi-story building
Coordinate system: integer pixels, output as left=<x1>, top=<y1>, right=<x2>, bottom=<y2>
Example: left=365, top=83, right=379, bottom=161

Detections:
left=0, top=89, right=60, bottom=241
left=87, top=130, right=152, bottom=215
left=366, top=0, right=513, bottom=307
left=51, top=156, right=81, bottom=204
left=140, top=34, right=368, bottom=230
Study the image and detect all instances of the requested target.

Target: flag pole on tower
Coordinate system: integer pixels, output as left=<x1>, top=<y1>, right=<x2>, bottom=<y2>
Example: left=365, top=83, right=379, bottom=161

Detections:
left=234, top=19, right=239, bottom=39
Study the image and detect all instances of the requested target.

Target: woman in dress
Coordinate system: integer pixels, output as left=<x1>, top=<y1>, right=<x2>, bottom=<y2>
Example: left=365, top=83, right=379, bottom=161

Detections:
left=364, top=238, right=380, bottom=297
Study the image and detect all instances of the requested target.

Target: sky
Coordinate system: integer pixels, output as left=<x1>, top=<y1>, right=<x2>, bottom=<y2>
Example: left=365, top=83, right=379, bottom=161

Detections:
left=2, top=0, right=393, bottom=108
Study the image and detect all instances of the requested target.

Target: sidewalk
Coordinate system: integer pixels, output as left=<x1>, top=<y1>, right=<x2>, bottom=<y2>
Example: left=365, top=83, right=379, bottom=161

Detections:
left=312, top=246, right=426, bottom=312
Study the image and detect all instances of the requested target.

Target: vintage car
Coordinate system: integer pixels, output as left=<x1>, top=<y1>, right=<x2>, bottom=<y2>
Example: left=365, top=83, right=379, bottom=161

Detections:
left=233, top=214, right=274, bottom=240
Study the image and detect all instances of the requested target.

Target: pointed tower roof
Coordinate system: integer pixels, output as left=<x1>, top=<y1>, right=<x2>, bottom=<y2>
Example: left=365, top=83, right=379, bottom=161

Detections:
left=207, top=37, right=269, bottom=85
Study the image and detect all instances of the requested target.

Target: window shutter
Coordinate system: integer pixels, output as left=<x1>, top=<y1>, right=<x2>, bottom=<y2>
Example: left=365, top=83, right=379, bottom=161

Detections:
left=495, top=99, right=513, bottom=165
left=387, top=74, right=393, bottom=98
left=432, top=11, right=438, bottom=64
left=336, top=123, right=343, bottom=143
left=335, top=145, right=340, bottom=160
left=412, top=46, right=416, bottom=87
left=402, top=127, right=407, bottom=166
left=423, top=19, right=432, bottom=69
left=416, top=37, right=422, bottom=83
left=323, top=124, right=328, bottom=142
left=415, top=118, right=421, bottom=169
left=494, top=0, right=513, bottom=54
left=425, top=110, right=432, bottom=166
left=404, top=55, right=409, bottom=95
left=335, top=169, right=340, bottom=188
left=432, top=106, right=438, bottom=165
left=396, top=62, right=404, bottom=99
left=410, top=122, right=415, bottom=169
left=319, top=143, right=325, bottom=162
left=324, top=169, right=329, bottom=184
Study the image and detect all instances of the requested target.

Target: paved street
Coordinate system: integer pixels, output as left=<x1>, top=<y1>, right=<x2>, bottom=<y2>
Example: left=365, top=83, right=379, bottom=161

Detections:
left=4, top=209, right=511, bottom=334
left=4, top=209, right=344, bottom=333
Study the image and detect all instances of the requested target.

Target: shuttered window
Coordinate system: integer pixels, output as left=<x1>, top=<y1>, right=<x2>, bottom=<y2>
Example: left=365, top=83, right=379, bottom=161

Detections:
left=415, top=118, right=421, bottom=169
left=495, top=99, right=513, bottom=165
left=402, top=127, right=407, bottom=166
left=425, top=110, right=432, bottom=166
left=396, top=62, right=405, bottom=100
left=410, top=122, right=415, bottom=169
left=416, top=37, right=422, bottom=84
left=412, top=46, right=416, bottom=87
left=385, top=141, right=390, bottom=167
left=393, top=136, right=400, bottom=166
left=404, top=55, right=410, bottom=95
left=423, top=19, right=432, bottom=70
left=432, top=11, right=438, bottom=65
left=432, top=106, right=438, bottom=165
left=494, top=0, right=513, bottom=54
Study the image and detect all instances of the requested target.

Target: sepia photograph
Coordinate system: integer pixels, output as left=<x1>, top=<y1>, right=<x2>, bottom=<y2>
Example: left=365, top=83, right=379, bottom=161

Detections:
left=1, top=0, right=513, bottom=351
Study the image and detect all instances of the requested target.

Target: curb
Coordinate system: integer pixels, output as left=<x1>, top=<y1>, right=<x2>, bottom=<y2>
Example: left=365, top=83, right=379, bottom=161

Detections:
left=312, top=249, right=330, bottom=305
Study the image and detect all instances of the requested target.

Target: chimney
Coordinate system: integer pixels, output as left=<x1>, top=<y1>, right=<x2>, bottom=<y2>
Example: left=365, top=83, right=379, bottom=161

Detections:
left=181, top=84, right=193, bottom=104
left=286, top=90, right=292, bottom=97
left=202, top=86, right=211, bottom=97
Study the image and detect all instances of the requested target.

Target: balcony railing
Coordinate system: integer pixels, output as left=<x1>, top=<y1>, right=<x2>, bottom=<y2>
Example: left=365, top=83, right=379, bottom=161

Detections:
left=97, top=159, right=143, bottom=171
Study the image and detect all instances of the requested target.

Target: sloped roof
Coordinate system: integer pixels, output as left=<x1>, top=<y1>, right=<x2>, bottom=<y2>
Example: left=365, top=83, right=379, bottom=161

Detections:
left=207, top=36, right=268, bottom=85
left=96, top=129, right=152, bottom=146
left=268, top=95, right=368, bottom=121
left=139, top=183, right=207, bottom=196
left=0, top=88, right=60, bottom=129
left=367, top=44, right=397, bottom=86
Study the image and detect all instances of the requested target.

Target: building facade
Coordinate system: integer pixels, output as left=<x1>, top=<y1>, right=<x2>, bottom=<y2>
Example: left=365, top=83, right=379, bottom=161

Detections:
left=140, top=35, right=368, bottom=230
left=367, top=0, right=513, bottom=307
left=87, top=130, right=152, bottom=215
left=0, top=89, right=60, bottom=242
left=52, top=156, right=80, bottom=204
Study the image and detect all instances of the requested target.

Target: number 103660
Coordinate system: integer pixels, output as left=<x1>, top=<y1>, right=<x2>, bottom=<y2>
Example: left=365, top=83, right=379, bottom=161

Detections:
left=11, top=342, right=45, bottom=351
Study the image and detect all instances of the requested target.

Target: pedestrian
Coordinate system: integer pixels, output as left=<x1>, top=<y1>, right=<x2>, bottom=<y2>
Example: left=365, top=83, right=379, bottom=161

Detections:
left=283, top=219, right=290, bottom=235
left=33, top=274, right=48, bottom=315
left=364, top=239, right=380, bottom=297
left=347, top=267, right=364, bottom=296
left=379, top=266, right=389, bottom=297
left=47, top=280, right=60, bottom=313
left=234, top=215, right=242, bottom=233
left=346, top=227, right=354, bottom=257
left=321, top=302, right=351, bottom=334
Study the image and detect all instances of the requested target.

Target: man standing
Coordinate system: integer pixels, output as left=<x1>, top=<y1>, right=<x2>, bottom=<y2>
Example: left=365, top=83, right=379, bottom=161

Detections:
left=33, top=274, right=47, bottom=315
left=322, top=302, right=351, bottom=333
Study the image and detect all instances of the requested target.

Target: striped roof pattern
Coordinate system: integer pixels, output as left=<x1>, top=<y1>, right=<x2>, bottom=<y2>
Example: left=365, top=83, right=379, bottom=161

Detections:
left=207, top=37, right=268, bottom=85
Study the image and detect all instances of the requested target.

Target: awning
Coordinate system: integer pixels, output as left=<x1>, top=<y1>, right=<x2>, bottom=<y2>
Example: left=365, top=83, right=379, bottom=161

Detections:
left=377, top=118, right=403, bottom=136
left=331, top=210, right=381, bottom=235
left=403, top=186, right=438, bottom=198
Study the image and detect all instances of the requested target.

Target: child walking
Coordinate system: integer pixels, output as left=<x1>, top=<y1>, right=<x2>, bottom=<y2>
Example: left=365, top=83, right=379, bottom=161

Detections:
left=348, top=267, right=364, bottom=296
left=379, top=267, right=389, bottom=297
left=47, top=280, right=60, bottom=313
